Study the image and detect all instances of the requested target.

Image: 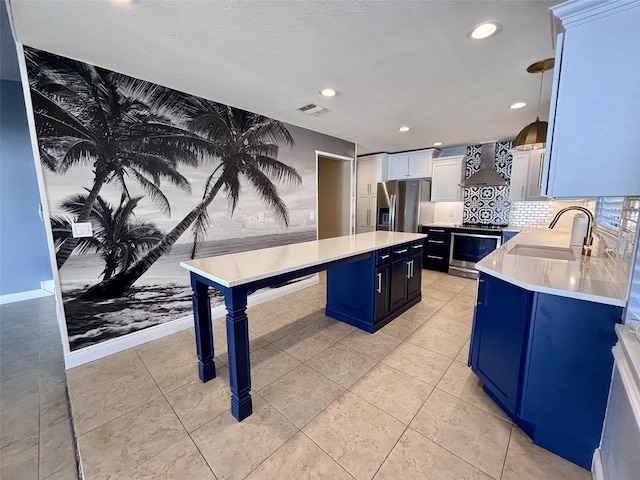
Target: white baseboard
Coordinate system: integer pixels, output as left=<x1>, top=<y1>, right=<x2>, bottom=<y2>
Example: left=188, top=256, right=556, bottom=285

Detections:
left=0, top=288, right=53, bottom=305
left=64, top=275, right=319, bottom=369
left=40, top=279, right=56, bottom=294
left=592, top=449, right=604, bottom=480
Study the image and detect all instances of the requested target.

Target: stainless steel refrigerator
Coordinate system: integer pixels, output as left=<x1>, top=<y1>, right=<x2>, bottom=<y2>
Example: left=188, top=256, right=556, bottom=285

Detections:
left=375, top=180, right=433, bottom=232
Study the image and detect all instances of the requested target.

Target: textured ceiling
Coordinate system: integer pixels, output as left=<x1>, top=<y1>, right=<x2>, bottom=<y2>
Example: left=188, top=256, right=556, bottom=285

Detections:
left=7, top=0, right=560, bottom=154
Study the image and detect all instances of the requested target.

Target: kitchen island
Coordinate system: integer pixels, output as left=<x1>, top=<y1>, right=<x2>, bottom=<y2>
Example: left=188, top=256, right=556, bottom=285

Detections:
left=470, top=228, right=626, bottom=469
left=181, top=231, right=426, bottom=421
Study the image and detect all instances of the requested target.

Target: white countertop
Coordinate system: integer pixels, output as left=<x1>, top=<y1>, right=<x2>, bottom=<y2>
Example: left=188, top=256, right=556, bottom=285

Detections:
left=476, top=228, right=627, bottom=307
left=181, top=231, right=426, bottom=288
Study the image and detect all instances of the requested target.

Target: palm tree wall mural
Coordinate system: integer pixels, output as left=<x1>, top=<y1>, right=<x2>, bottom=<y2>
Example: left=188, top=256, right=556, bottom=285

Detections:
left=26, top=47, right=355, bottom=351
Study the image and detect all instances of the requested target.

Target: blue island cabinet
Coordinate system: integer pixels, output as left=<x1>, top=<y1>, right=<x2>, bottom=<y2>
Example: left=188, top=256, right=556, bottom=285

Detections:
left=470, top=272, right=623, bottom=469
left=327, top=241, right=423, bottom=332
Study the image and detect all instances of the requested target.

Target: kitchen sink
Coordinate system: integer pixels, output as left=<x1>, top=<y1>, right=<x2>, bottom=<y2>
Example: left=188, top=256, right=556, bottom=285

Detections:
left=507, top=244, right=576, bottom=261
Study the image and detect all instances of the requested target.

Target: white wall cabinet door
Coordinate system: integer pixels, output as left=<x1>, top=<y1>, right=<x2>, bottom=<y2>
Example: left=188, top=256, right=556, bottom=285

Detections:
left=407, top=151, right=432, bottom=178
left=526, top=150, right=547, bottom=201
left=432, top=156, right=464, bottom=202
left=387, top=153, right=409, bottom=180
left=356, top=158, right=374, bottom=195
left=387, top=149, right=439, bottom=180
left=510, top=149, right=546, bottom=202
left=356, top=154, right=387, bottom=194
left=510, top=152, right=530, bottom=202
left=542, top=1, right=640, bottom=197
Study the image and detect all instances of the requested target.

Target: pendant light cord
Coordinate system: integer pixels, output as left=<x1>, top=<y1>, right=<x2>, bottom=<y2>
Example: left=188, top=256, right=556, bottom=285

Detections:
left=536, top=69, right=545, bottom=119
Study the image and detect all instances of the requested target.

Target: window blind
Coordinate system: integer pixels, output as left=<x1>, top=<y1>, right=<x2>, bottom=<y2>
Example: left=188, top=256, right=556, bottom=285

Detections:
left=596, top=197, right=624, bottom=231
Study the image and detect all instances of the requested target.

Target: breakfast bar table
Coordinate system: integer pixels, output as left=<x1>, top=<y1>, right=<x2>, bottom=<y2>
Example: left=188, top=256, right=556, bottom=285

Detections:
left=180, top=231, right=426, bottom=421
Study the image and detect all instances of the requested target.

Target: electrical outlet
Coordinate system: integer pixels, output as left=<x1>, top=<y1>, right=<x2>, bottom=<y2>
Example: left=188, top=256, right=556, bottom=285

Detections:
left=309, top=211, right=315, bottom=221
left=71, top=222, right=93, bottom=238
left=258, top=212, right=265, bottom=223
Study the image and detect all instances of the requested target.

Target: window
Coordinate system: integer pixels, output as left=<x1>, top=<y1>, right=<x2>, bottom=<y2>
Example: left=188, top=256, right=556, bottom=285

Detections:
left=595, top=197, right=624, bottom=232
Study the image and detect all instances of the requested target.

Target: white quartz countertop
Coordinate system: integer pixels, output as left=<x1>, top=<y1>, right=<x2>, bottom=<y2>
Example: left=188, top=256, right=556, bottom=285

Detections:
left=476, top=228, right=627, bottom=307
left=181, top=231, right=426, bottom=288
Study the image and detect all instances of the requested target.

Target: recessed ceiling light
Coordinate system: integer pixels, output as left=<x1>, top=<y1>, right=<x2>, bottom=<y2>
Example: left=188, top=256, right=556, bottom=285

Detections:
left=320, top=88, right=337, bottom=97
left=467, top=21, right=502, bottom=41
left=111, top=0, right=136, bottom=7
left=433, top=142, right=443, bottom=147
left=398, top=126, right=410, bottom=132
left=509, top=102, right=527, bottom=109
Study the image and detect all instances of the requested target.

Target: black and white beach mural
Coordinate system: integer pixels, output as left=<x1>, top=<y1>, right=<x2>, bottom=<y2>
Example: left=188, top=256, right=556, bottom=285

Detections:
left=25, top=47, right=355, bottom=351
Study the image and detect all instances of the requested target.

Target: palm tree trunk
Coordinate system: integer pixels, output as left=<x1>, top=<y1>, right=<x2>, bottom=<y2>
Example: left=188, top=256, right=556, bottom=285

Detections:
left=82, top=180, right=224, bottom=300
left=55, top=171, right=107, bottom=269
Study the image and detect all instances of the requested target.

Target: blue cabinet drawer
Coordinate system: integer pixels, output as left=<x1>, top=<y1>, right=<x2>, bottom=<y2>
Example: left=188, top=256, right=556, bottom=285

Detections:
left=391, top=243, right=410, bottom=259
left=409, top=241, right=424, bottom=254
left=376, top=248, right=391, bottom=265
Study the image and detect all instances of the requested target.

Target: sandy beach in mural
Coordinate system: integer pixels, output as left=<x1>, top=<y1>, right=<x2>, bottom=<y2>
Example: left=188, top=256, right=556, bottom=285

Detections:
left=62, top=230, right=316, bottom=350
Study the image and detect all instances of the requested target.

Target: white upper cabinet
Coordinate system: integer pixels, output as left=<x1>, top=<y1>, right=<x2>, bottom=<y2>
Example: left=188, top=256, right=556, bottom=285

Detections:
left=510, top=149, right=547, bottom=201
left=356, top=154, right=387, bottom=195
left=431, top=155, right=464, bottom=202
left=542, top=0, right=640, bottom=197
left=387, top=149, right=440, bottom=180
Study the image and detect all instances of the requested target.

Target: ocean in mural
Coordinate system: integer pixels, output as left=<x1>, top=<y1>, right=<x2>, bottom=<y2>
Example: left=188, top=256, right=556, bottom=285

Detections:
left=25, top=47, right=354, bottom=350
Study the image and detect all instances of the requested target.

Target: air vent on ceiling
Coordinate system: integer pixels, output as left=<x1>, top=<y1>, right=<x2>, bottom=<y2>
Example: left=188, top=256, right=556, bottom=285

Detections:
left=298, top=104, right=328, bottom=116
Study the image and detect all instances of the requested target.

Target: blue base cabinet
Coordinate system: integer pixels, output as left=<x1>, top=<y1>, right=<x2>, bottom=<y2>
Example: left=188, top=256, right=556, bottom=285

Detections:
left=470, top=272, right=623, bottom=469
left=327, top=241, right=422, bottom=332
left=470, top=274, right=532, bottom=414
left=421, top=226, right=451, bottom=272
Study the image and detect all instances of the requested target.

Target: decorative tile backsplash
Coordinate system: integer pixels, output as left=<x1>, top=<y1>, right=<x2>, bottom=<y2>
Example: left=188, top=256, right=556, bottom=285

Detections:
left=462, top=141, right=512, bottom=225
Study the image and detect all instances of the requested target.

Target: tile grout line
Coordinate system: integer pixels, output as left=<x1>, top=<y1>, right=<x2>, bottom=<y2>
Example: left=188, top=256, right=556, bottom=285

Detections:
left=499, top=423, right=516, bottom=480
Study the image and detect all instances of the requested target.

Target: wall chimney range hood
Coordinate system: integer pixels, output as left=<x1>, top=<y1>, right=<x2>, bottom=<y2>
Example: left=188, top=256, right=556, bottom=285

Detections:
left=459, top=142, right=508, bottom=187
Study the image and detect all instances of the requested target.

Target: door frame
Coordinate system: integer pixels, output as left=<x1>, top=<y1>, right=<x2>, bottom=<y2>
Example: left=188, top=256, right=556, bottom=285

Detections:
left=315, top=150, right=355, bottom=240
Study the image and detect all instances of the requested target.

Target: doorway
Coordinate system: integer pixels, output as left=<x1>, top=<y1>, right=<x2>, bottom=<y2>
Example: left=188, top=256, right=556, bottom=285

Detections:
left=316, top=153, right=353, bottom=240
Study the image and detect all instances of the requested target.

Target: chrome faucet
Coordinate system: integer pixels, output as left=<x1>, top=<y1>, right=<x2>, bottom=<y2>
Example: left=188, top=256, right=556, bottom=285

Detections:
left=548, top=206, right=594, bottom=256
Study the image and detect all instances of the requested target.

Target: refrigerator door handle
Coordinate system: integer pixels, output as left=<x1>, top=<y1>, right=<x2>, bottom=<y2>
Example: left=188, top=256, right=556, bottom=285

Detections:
left=390, top=194, right=397, bottom=231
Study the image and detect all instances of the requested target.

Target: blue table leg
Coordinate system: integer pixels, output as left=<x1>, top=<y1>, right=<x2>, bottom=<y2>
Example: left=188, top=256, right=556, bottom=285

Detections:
left=225, top=286, right=252, bottom=421
left=191, top=274, right=216, bottom=382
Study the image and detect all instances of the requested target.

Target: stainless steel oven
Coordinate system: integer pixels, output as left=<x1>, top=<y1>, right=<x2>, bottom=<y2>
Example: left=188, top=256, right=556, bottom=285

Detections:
left=449, top=231, right=502, bottom=279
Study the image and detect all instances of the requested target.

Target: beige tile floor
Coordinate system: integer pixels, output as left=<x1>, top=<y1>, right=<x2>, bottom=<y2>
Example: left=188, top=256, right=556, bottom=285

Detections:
left=0, top=297, right=79, bottom=480
left=67, top=270, right=592, bottom=480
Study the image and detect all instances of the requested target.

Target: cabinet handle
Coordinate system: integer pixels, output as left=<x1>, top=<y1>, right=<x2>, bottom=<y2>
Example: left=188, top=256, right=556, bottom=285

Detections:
left=380, top=254, right=389, bottom=260
left=394, top=248, right=408, bottom=254
left=476, top=278, right=484, bottom=306
left=537, top=153, right=544, bottom=189
left=429, top=229, right=445, bottom=233
left=427, top=254, right=443, bottom=260
left=411, top=244, right=422, bottom=249
left=428, top=240, right=444, bottom=244
left=406, top=261, right=411, bottom=279
left=377, top=273, right=382, bottom=294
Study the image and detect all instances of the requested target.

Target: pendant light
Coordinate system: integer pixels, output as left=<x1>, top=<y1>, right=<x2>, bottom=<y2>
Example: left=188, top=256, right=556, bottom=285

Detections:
left=512, top=58, right=555, bottom=151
